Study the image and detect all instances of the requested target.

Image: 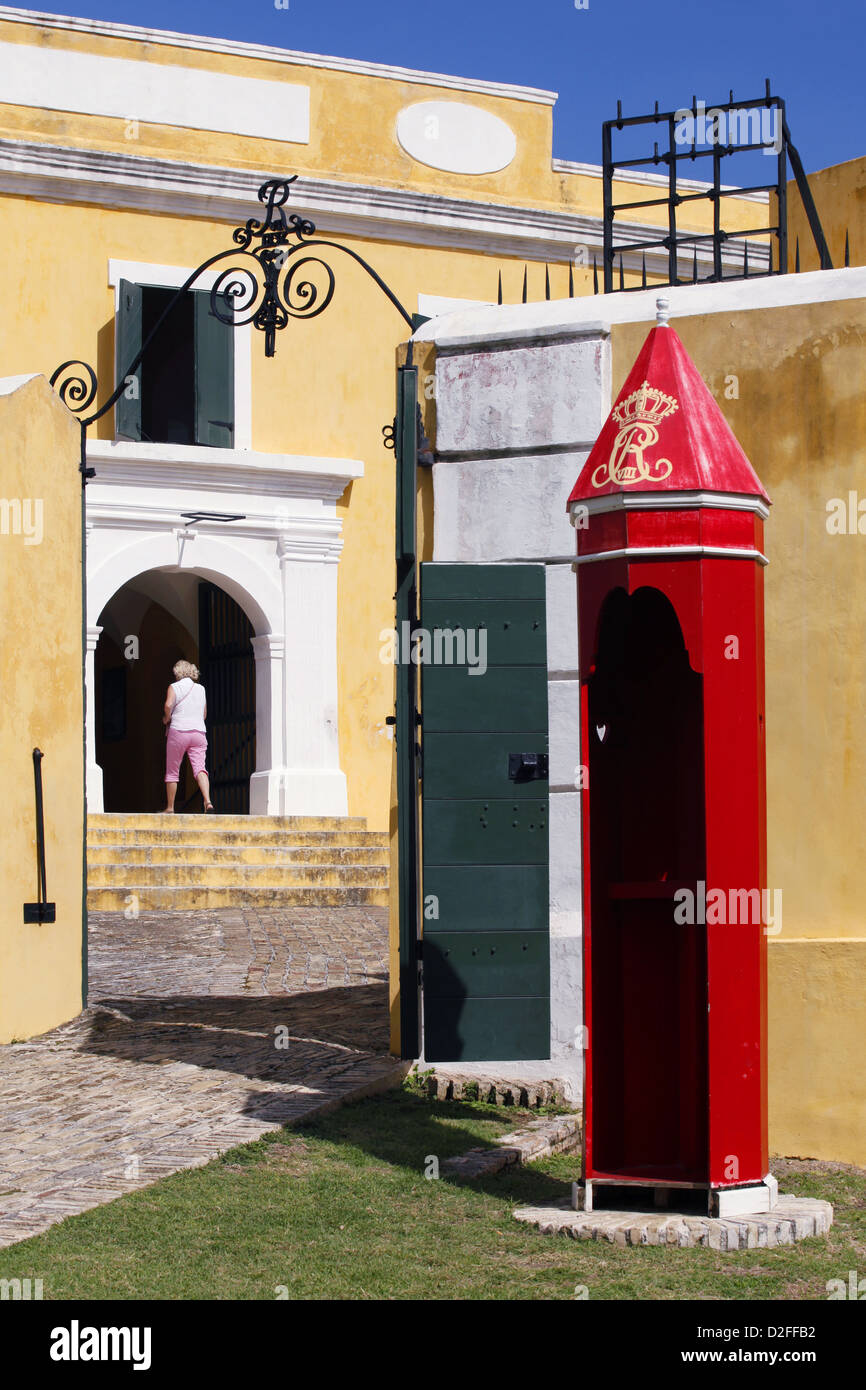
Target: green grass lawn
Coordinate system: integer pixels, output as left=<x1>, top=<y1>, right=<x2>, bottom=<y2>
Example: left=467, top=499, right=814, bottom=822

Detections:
left=1, top=1086, right=863, bottom=1300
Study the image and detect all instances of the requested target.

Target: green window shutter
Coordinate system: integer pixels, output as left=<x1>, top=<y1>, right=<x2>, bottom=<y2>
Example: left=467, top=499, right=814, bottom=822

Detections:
left=116, top=279, right=142, bottom=441
left=194, top=290, right=234, bottom=448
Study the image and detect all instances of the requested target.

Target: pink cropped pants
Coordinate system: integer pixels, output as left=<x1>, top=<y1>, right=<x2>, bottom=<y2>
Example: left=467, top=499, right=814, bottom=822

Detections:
left=165, top=728, right=208, bottom=782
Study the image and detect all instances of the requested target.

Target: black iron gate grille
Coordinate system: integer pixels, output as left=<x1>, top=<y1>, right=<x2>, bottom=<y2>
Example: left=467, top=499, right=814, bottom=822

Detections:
left=198, top=581, right=255, bottom=814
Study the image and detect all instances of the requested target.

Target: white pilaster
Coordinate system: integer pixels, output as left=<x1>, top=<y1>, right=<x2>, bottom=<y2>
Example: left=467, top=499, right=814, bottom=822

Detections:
left=249, top=633, right=286, bottom=815
left=276, top=525, right=348, bottom=817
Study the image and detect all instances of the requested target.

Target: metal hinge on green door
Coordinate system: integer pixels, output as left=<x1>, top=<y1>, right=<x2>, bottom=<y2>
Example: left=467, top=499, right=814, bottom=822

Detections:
left=420, top=563, right=550, bottom=1062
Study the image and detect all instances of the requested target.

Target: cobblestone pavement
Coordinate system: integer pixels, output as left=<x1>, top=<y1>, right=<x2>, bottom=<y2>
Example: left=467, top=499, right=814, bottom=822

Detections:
left=0, top=907, right=399, bottom=1248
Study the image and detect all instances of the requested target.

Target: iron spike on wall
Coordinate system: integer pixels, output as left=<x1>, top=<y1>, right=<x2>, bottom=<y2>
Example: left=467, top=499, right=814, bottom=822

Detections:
left=569, top=261, right=575, bottom=297
left=641, top=253, right=647, bottom=288
left=522, top=265, right=528, bottom=303
left=693, top=245, right=699, bottom=282
left=743, top=241, right=749, bottom=277
left=545, top=265, right=551, bottom=300
left=498, top=270, right=503, bottom=305
left=845, top=230, right=850, bottom=267
left=795, top=237, right=800, bottom=273
left=593, top=254, right=599, bottom=294
left=619, top=254, right=625, bottom=290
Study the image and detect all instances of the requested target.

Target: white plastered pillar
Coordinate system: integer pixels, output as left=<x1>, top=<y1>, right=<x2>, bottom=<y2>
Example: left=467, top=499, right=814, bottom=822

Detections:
left=249, top=633, right=286, bottom=815
left=269, top=524, right=348, bottom=816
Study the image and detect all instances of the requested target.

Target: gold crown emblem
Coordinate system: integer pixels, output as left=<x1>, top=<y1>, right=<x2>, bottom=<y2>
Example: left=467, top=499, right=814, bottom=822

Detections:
left=612, top=380, right=679, bottom=429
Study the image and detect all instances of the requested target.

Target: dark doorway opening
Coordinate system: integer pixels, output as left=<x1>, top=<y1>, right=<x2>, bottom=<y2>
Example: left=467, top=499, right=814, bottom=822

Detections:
left=140, top=287, right=195, bottom=446
left=586, top=585, right=707, bottom=1182
left=95, top=572, right=255, bottom=814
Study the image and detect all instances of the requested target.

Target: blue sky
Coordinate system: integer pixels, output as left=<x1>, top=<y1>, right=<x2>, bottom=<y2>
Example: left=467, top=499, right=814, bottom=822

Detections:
left=23, top=0, right=865, bottom=176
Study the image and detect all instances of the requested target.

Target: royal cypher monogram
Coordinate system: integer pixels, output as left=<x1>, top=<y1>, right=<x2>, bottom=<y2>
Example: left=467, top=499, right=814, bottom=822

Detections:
left=591, top=380, right=679, bottom=488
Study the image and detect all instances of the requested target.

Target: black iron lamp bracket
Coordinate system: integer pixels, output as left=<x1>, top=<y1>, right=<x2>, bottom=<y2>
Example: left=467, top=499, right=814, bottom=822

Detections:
left=50, top=176, right=416, bottom=481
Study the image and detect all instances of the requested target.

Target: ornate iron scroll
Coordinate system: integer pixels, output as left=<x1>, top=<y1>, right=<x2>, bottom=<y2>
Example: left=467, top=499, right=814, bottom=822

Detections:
left=50, top=176, right=415, bottom=439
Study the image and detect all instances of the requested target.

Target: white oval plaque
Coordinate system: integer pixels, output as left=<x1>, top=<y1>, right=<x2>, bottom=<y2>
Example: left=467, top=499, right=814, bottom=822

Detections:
left=396, top=101, right=517, bottom=175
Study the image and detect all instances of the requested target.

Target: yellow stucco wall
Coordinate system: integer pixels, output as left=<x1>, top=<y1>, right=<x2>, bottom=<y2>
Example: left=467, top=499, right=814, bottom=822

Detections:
left=0, top=375, right=85, bottom=1043
left=769, top=941, right=866, bottom=1166
left=781, top=155, right=866, bottom=272
left=612, top=298, right=866, bottom=1161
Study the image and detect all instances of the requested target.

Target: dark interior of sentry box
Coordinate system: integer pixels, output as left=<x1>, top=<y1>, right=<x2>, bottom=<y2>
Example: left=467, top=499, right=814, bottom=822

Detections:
left=586, top=586, right=708, bottom=1182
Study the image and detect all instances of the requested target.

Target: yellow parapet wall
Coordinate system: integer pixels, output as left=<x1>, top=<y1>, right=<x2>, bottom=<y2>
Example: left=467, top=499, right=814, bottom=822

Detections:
left=781, top=155, right=866, bottom=273
left=0, top=375, right=85, bottom=1042
left=769, top=940, right=866, bottom=1167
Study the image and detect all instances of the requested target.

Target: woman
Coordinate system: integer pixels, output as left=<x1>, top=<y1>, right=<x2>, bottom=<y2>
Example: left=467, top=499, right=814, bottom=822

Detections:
left=162, top=660, right=213, bottom=813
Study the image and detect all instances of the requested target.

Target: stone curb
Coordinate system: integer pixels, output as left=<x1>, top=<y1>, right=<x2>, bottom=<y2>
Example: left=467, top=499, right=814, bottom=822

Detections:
left=422, top=1070, right=573, bottom=1109
left=513, top=1194, right=834, bottom=1251
left=443, top=1114, right=581, bottom=1178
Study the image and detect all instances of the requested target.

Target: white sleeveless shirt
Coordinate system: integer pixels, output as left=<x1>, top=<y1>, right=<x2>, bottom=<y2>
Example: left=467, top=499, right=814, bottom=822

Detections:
left=170, top=678, right=207, bottom=732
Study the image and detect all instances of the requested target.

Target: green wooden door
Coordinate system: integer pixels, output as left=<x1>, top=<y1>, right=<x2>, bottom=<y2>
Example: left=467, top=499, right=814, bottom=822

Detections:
left=420, top=564, right=550, bottom=1062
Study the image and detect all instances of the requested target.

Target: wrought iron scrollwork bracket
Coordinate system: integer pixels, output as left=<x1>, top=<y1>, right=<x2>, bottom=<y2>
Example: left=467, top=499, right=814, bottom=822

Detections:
left=50, top=176, right=416, bottom=479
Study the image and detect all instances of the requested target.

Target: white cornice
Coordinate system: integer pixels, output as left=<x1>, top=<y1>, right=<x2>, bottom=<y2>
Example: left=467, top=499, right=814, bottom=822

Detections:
left=575, top=490, right=770, bottom=520
left=552, top=157, right=771, bottom=203
left=85, top=440, right=364, bottom=502
left=574, top=544, right=768, bottom=566
left=414, top=266, right=866, bottom=344
left=0, top=7, right=558, bottom=104
left=0, top=138, right=768, bottom=274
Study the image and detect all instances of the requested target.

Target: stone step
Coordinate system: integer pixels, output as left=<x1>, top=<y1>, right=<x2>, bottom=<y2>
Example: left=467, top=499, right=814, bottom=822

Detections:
left=87, top=813, right=370, bottom=832
left=86, top=827, right=388, bottom=848
left=86, top=884, right=390, bottom=910
left=87, top=862, right=389, bottom=889
left=87, top=844, right=388, bottom=867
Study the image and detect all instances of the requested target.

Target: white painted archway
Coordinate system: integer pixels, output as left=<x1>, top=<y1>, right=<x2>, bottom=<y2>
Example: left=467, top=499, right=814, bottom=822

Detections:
left=84, top=440, right=361, bottom=817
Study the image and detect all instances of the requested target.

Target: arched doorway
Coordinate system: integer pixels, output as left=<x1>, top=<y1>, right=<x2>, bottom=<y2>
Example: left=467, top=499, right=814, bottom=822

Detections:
left=95, top=570, right=255, bottom=814
left=586, top=585, right=707, bottom=1181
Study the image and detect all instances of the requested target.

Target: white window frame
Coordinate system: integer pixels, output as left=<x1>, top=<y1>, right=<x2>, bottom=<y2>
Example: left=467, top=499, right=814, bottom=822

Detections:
left=108, top=258, right=252, bottom=450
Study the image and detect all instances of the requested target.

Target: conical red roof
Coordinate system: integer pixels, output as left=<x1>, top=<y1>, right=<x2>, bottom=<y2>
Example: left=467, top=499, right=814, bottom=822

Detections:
left=567, top=323, right=769, bottom=506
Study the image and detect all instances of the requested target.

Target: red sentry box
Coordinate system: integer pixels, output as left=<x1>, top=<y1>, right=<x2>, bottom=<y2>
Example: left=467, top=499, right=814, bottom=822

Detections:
left=568, top=319, right=771, bottom=1198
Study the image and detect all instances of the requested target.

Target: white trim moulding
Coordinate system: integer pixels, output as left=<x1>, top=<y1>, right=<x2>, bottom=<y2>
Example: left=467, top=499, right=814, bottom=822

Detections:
left=577, top=491, right=771, bottom=521
left=85, top=440, right=364, bottom=503
left=573, top=544, right=769, bottom=566
left=552, top=157, right=771, bottom=203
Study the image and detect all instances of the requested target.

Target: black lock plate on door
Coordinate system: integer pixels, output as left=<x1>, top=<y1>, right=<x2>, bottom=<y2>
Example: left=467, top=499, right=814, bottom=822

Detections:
left=508, top=751, right=549, bottom=782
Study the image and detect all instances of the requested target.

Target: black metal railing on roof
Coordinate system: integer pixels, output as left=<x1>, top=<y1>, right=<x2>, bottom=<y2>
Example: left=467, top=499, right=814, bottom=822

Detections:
left=601, top=82, right=834, bottom=293
left=494, top=84, right=849, bottom=305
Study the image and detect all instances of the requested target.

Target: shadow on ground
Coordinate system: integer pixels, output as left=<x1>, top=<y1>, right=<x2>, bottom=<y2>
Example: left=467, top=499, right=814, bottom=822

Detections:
left=277, top=1087, right=577, bottom=1207
left=75, top=982, right=391, bottom=1091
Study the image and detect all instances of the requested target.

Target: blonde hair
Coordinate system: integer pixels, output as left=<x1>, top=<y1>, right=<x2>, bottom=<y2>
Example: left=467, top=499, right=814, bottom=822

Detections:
left=173, top=660, right=199, bottom=682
